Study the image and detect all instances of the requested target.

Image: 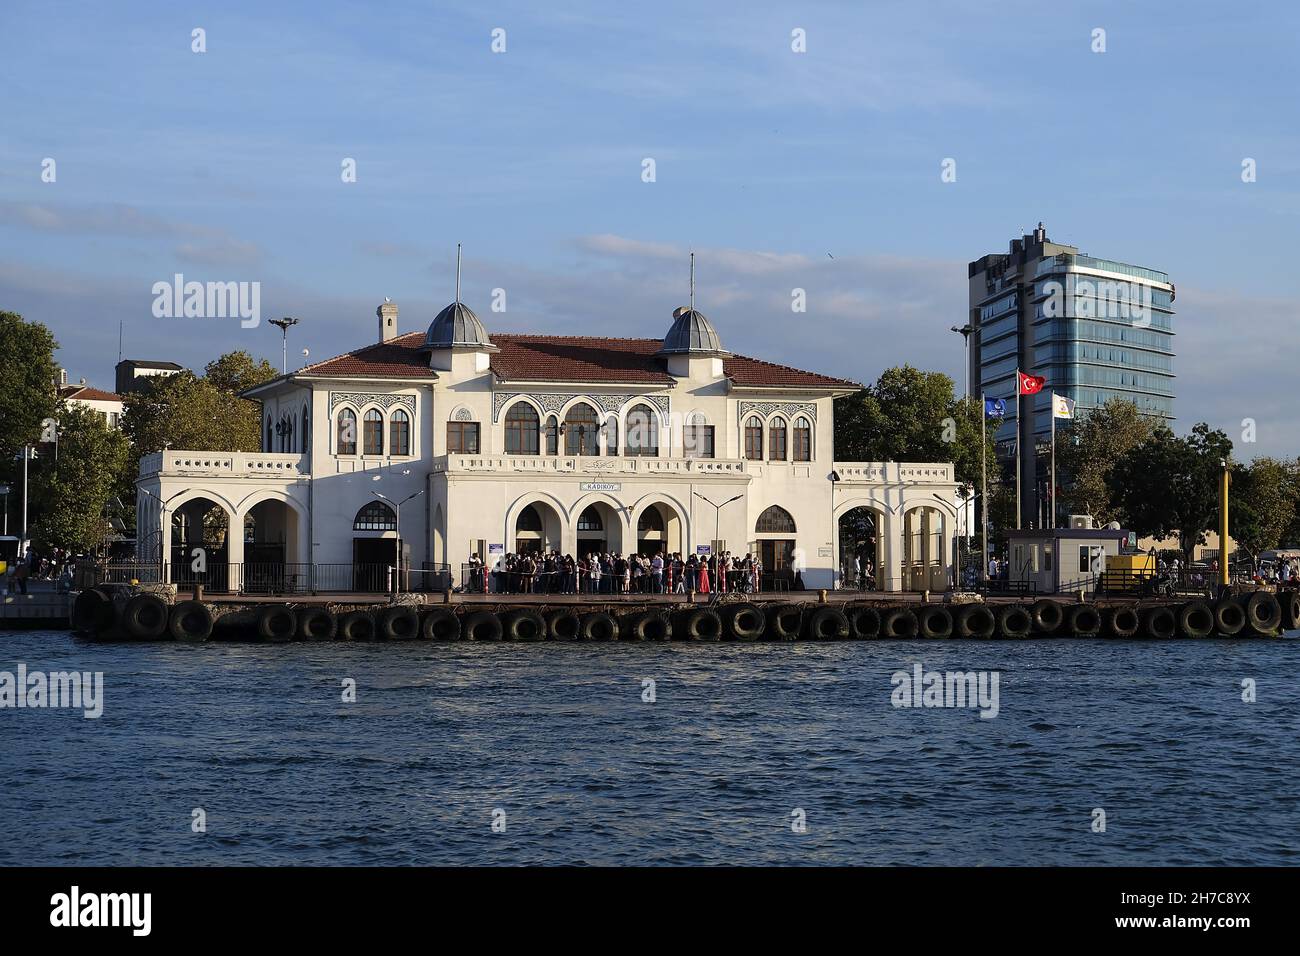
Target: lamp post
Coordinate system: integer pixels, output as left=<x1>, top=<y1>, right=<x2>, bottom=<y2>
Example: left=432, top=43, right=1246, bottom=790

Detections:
left=269, top=317, right=300, bottom=375
left=374, top=489, right=424, bottom=592
left=137, top=486, right=189, bottom=572
left=950, top=324, right=975, bottom=399
left=692, top=491, right=742, bottom=559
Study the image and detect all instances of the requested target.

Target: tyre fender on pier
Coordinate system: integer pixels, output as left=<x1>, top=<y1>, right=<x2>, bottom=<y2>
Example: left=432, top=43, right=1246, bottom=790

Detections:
left=169, top=600, right=214, bottom=642
left=724, top=603, right=765, bottom=641
left=544, top=608, right=581, bottom=641
left=916, top=605, right=953, bottom=639
left=1278, top=590, right=1300, bottom=631
left=122, top=593, right=169, bottom=641
left=882, top=607, right=918, bottom=639
left=765, top=604, right=803, bottom=641
left=623, top=610, right=670, bottom=641
left=378, top=606, right=420, bottom=641
left=257, top=605, right=297, bottom=642
left=1066, top=604, right=1102, bottom=638
left=1176, top=601, right=1214, bottom=639
left=1243, top=591, right=1282, bottom=634
left=1030, top=599, right=1064, bottom=635
left=463, top=610, right=504, bottom=642
left=955, top=604, right=995, bottom=639
left=579, top=611, right=619, bottom=641
left=337, top=610, right=376, bottom=642
left=421, top=607, right=461, bottom=641
left=1212, top=598, right=1245, bottom=637
left=847, top=605, right=882, bottom=640
left=296, top=606, right=336, bottom=641
left=807, top=606, right=850, bottom=640
left=72, top=588, right=115, bottom=635
left=1104, top=605, right=1140, bottom=639
left=680, top=608, right=723, bottom=642
left=1142, top=604, right=1177, bottom=639
left=503, top=608, right=546, bottom=642
left=996, top=604, right=1032, bottom=639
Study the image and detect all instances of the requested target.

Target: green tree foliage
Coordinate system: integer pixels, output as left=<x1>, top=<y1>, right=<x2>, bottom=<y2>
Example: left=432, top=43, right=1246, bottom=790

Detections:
left=1055, top=398, right=1155, bottom=525
left=122, top=350, right=275, bottom=457
left=833, top=365, right=995, bottom=488
left=29, top=403, right=131, bottom=551
left=1111, top=423, right=1233, bottom=564
left=1230, top=457, right=1299, bottom=565
left=0, top=311, right=59, bottom=466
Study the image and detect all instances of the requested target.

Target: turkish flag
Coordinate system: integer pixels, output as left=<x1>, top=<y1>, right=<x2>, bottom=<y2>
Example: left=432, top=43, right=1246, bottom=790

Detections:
left=1018, top=371, right=1046, bottom=395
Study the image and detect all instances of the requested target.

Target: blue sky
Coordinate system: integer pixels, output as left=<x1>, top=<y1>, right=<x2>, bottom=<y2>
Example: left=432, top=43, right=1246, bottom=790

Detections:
left=1, top=1, right=1297, bottom=455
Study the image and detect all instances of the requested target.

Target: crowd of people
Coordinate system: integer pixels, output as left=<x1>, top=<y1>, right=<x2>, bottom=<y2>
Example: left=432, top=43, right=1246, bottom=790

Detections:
left=464, top=549, right=767, bottom=595
left=0, top=545, right=80, bottom=594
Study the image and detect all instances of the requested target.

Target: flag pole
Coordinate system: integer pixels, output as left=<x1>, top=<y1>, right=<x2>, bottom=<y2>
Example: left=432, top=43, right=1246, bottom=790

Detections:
left=981, top=392, right=989, bottom=583
left=1014, top=370, right=1022, bottom=530
left=1050, top=392, right=1057, bottom=530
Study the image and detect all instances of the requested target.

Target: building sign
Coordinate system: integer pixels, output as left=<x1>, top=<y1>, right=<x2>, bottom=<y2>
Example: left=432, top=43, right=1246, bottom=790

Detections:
left=818, top=547, right=833, bottom=557
left=580, top=481, right=622, bottom=492
left=696, top=544, right=711, bottom=555
left=488, top=543, right=504, bottom=555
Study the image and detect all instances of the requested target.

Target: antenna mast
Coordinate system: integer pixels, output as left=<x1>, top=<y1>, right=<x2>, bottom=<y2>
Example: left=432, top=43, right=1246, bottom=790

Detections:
left=689, top=252, right=695, bottom=312
left=455, top=243, right=462, bottom=306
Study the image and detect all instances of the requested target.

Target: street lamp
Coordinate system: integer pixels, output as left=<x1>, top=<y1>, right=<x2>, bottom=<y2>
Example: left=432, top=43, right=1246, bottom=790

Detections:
left=374, top=488, right=424, bottom=592
left=269, top=317, right=300, bottom=375
left=137, top=486, right=189, bottom=571
left=950, top=324, right=975, bottom=399
left=692, top=491, right=742, bottom=558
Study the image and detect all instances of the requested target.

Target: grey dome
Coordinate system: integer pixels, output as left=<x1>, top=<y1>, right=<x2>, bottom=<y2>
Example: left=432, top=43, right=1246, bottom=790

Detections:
left=425, top=301, right=493, bottom=349
left=660, top=307, right=727, bottom=355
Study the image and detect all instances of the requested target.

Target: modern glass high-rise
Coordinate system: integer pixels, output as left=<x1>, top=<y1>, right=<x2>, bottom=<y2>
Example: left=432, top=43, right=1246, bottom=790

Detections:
left=967, top=224, right=1175, bottom=528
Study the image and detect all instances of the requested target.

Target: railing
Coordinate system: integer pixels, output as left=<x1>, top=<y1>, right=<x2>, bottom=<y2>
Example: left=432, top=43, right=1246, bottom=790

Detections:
left=139, top=451, right=308, bottom=478
left=90, top=562, right=449, bottom=594
left=433, top=454, right=749, bottom=478
left=830, top=462, right=955, bottom=483
left=459, top=562, right=766, bottom=595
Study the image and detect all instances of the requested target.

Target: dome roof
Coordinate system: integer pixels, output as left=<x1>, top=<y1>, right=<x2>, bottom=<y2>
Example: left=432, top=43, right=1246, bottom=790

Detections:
left=424, top=301, right=493, bottom=350
left=659, top=307, right=727, bottom=355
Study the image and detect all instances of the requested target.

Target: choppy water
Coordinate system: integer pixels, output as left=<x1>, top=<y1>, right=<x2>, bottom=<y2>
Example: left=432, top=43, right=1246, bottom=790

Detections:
left=1, top=629, right=1297, bottom=865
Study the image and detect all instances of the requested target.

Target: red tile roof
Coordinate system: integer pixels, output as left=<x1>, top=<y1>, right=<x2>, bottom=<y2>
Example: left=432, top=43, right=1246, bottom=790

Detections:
left=60, top=385, right=122, bottom=402
left=299, top=331, right=858, bottom=390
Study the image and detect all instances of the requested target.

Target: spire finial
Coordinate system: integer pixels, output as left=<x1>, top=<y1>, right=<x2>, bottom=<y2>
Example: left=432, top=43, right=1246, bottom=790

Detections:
left=689, top=251, right=695, bottom=312
left=455, top=243, right=462, bottom=306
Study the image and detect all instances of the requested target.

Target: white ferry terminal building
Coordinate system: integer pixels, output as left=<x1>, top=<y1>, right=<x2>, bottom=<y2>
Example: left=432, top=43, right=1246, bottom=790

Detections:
left=137, top=287, right=961, bottom=593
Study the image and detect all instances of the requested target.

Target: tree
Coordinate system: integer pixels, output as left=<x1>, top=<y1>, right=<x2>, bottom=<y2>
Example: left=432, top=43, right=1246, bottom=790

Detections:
left=121, top=350, right=275, bottom=458
left=1055, top=398, right=1155, bottom=525
left=0, top=311, right=59, bottom=466
left=834, top=365, right=995, bottom=488
left=29, top=403, right=131, bottom=552
left=1230, top=457, right=1297, bottom=568
left=1111, top=423, right=1233, bottom=566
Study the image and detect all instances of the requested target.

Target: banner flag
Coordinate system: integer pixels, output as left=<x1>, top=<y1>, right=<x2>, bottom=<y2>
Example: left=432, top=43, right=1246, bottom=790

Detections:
left=1053, top=394, right=1075, bottom=419
left=984, top=398, right=1006, bottom=419
left=1018, top=371, right=1046, bottom=395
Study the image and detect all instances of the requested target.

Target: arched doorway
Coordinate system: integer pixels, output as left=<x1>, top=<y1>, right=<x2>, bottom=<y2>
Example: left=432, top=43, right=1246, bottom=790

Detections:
left=576, top=501, right=624, bottom=558
left=635, top=502, right=682, bottom=557
left=903, top=505, right=949, bottom=591
left=514, top=500, right=562, bottom=554
left=838, top=505, right=884, bottom=590
left=755, top=505, right=797, bottom=586
left=170, top=497, right=231, bottom=590
left=351, top=499, right=396, bottom=592
left=245, top=498, right=304, bottom=592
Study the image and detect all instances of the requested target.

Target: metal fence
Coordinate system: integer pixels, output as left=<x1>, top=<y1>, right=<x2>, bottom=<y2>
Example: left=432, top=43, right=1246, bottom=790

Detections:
left=91, top=562, right=449, bottom=595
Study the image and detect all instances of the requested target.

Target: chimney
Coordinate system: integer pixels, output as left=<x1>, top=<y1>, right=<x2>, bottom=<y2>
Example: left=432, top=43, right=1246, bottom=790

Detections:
left=377, top=299, right=398, bottom=343
left=59, top=368, right=68, bottom=386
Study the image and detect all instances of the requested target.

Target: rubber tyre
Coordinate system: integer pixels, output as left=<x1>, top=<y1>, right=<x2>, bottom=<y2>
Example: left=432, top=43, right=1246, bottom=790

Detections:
left=504, top=609, right=546, bottom=642
left=122, top=593, right=169, bottom=640
left=1212, top=599, right=1245, bottom=637
left=256, top=604, right=297, bottom=642
left=997, top=604, right=1032, bottom=639
left=1030, top=599, right=1064, bottom=634
left=169, top=600, right=214, bottom=642
left=73, top=588, right=115, bottom=634
left=805, top=606, right=850, bottom=640
left=337, top=610, right=376, bottom=642
left=637, top=610, right=672, bottom=641
left=464, top=610, right=504, bottom=642
left=955, top=604, right=995, bottom=639
left=1142, top=605, right=1176, bottom=639
left=545, top=609, right=581, bottom=641
left=1066, top=604, right=1102, bottom=637
left=579, top=611, right=619, bottom=642
left=917, top=605, right=953, bottom=639
left=681, top=608, right=723, bottom=642
left=724, top=603, right=765, bottom=641
left=296, top=607, right=336, bottom=641
left=882, top=607, right=918, bottom=639
left=1177, top=600, right=1214, bottom=639
left=1278, top=590, right=1300, bottom=630
left=1244, top=592, right=1282, bottom=634
left=766, top=604, right=802, bottom=641
left=421, top=607, right=461, bottom=641
left=1105, top=605, right=1140, bottom=639
left=848, top=605, right=882, bottom=639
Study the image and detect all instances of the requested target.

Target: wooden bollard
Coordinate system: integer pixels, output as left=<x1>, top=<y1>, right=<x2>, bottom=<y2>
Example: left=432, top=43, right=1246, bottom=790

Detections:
left=819, top=589, right=828, bottom=603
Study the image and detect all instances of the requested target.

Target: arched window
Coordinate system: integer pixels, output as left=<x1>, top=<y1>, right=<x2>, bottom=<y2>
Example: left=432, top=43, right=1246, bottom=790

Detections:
left=637, top=508, right=665, bottom=535
left=768, top=416, right=787, bottom=461
left=353, top=500, right=396, bottom=531
left=744, top=415, right=763, bottom=460
left=278, top=415, right=292, bottom=453
left=756, top=505, right=797, bottom=533
left=363, top=409, right=384, bottom=455
left=793, top=417, right=812, bottom=461
left=577, top=506, right=603, bottom=531
left=389, top=408, right=411, bottom=456
left=545, top=415, right=559, bottom=456
left=265, top=415, right=272, bottom=452
left=337, top=409, right=357, bottom=455
left=625, top=404, right=659, bottom=456
left=505, top=403, right=540, bottom=455
left=516, top=505, right=542, bottom=532
left=564, top=403, right=599, bottom=456
left=302, top=404, right=309, bottom=455
left=603, top=414, right=619, bottom=456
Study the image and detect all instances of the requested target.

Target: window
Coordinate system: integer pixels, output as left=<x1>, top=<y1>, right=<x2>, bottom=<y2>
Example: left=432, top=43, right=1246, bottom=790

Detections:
left=637, top=508, right=664, bottom=535
left=793, top=417, right=812, bottom=461
left=447, top=420, right=480, bottom=453
left=1078, top=546, right=1090, bottom=573
left=389, top=409, right=411, bottom=456
left=302, top=405, right=309, bottom=454
left=683, top=424, right=715, bottom=459
left=337, top=409, right=357, bottom=455
left=625, top=404, right=658, bottom=456
left=363, top=409, right=384, bottom=455
left=756, top=505, right=797, bottom=533
left=769, top=417, right=787, bottom=460
left=266, top=415, right=272, bottom=452
left=744, top=416, right=763, bottom=460
left=603, top=414, right=619, bottom=456
left=516, top=505, right=542, bottom=532
left=577, top=506, right=603, bottom=531
left=545, top=416, right=559, bottom=456
left=353, top=500, right=397, bottom=531
left=278, top=416, right=292, bottom=452
left=505, top=403, right=540, bottom=455
left=564, top=404, right=599, bottom=456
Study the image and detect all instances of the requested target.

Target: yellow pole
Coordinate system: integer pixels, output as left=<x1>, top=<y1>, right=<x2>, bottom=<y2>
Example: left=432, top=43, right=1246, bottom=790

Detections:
left=1219, top=459, right=1230, bottom=588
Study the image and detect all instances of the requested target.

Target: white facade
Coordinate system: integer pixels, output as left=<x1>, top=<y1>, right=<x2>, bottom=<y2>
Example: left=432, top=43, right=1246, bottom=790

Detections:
left=136, top=301, right=961, bottom=592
